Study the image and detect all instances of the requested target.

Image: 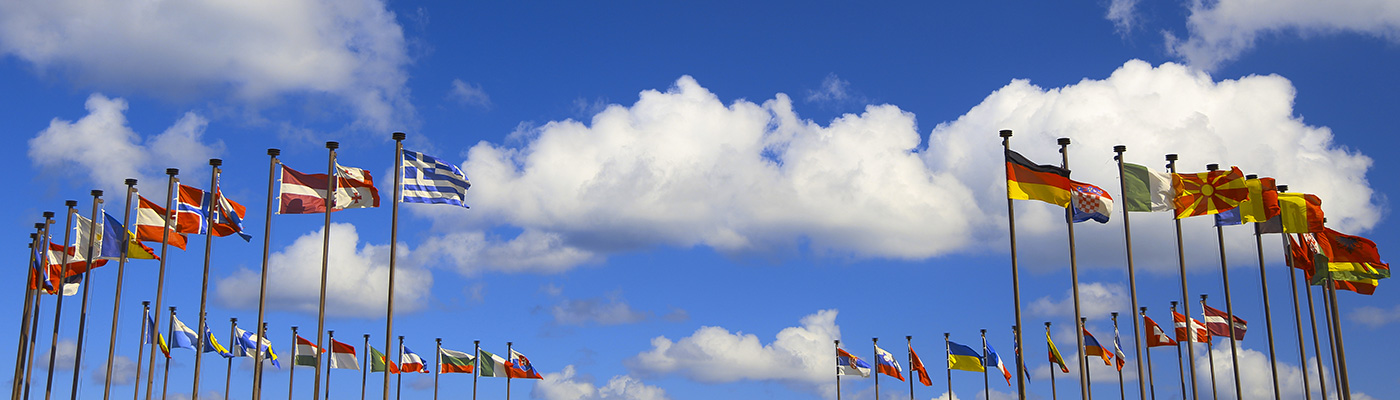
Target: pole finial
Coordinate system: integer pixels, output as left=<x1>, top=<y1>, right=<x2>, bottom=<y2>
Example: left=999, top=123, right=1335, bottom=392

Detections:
left=125, top=178, right=137, bottom=186
left=268, top=148, right=281, bottom=156
left=166, top=168, right=179, bottom=176
left=393, top=132, right=406, bottom=141
left=1201, top=294, right=1208, bottom=300
left=142, top=301, right=150, bottom=306
left=1206, top=163, right=1218, bottom=171
left=43, top=211, right=54, bottom=218
left=1045, top=321, right=1051, bottom=327
left=1140, top=306, right=1147, bottom=312
left=210, top=158, right=222, bottom=167
left=1114, top=145, right=1126, bottom=153
left=1057, top=137, right=1071, bottom=146
left=980, top=329, right=986, bottom=334
left=1277, top=184, right=1288, bottom=192
left=33, top=223, right=43, bottom=229
left=906, top=335, right=912, bottom=340
left=65, top=200, right=78, bottom=207
left=999, top=129, right=1013, bottom=138
left=326, top=141, right=339, bottom=150
left=1246, top=174, right=1257, bottom=180
left=91, top=190, right=103, bottom=197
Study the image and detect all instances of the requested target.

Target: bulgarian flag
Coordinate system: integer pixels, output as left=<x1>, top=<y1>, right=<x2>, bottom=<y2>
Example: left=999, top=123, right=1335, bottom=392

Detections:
left=293, top=335, right=322, bottom=367
left=439, top=348, right=475, bottom=374
left=477, top=349, right=508, bottom=377
left=328, top=339, right=359, bottom=370
left=370, top=346, right=399, bottom=374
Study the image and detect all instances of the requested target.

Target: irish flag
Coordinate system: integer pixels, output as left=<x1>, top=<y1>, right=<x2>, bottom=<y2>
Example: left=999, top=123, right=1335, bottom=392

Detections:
left=293, top=335, right=321, bottom=367
left=328, top=339, right=359, bottom=370
left=439, top=348, right=474, bottom=374
left=477, top=349, right=508, bottom=377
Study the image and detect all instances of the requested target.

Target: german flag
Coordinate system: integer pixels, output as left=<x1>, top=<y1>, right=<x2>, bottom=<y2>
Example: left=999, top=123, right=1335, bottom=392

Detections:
left=1005, top=149, right=1072, bottom=207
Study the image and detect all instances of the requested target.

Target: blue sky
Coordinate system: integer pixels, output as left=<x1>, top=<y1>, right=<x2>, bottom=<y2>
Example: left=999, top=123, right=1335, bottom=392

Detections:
left=1, top=1, right=1397, bottom=399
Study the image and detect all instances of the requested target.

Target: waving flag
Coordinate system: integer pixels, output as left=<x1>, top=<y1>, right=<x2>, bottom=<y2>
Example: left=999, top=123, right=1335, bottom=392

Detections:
left=1143, top=316, right=1178, bottom=347
left=1122, top=162, right=1173, bottom=212
left=30, top=243, right=52, bottom=292
left=985, top=343, right=1013, bottom=385
left=439, top=348, right=475, bottom=374
left=145, top=311, right=170, bottom=359
left=1291, top=233, right=1386, bottom=295
left=370, top=346, right=399, bottom=374
left=1267, top=193, right=1325, bottom=234
left=169, top=315, right=200, bottom=350
left=1112, top=326, right=1127, bottom=371
left=1005, top=149, right=1072, bottom=207
left=1172, top=166, right=1248, bottom=219
left=836, top=348, right=871, bottom=377
left=478, top=349, right=509, bottom=378
left=135, top=195, right=187, bottom=250
left=202, top=323, right=231, bottom=357
left=1239, top=177, right=1281, bottom=223
left=279, top=164, right=381, bottom=214
left=1046, top=332, right=1069, bottom=373
left=293, top=335, right=322, bottom=367
left=946, top=341, right=985, bottom=372
left=328, top=339, right=358, bottom=369
left=99, top=213, right=157, bottom=260
left=1071, top=180, right=1114, bottom=223
left=908, top=345, right=932, bottom=386
left=1202, top=305, right=1247, bottom=340
left=874, top=345, right=904, bottom=381
left=1173, top=311, right=1209, bottom=343
left=507, top=349, right=542, bottom=379
left=401, top=347, right=429, bottom=374
left=401, top=149, right=472, bottom=208
left=233, top=327, right=280, bottom=369
left=176, top=185, right=252, bottom=241
left=1082, top=328, right=1113, bottom=366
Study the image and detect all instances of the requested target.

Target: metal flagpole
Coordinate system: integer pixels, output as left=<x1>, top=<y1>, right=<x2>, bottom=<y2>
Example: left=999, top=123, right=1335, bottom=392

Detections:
left=1201, top=296, right=1218, bottom=400
left=1319, top=285, right=1342, bottom=399
left=1112, top=145, right=1148, bottom=400
left=1244, top=175, right=1283, bottom=400
left=506, top=342, right=513, bottom=400
left=396, top=337, right=404, bottom=400
left=872, top=338, right=879, bottom=400
left=133, top=301, right=149, bottom=400
left=1275, top=184, right=1315, bottom=400
left=1140, top=307, right=1156, bottom=400
left=314, top=142, right=339, bottom=400
left=27, top=214, right=55, bottom=400
left=981, top=330, right=989, bottom=400
left=1171, top=302, right=1186, bottom=400
left=907, top=336, right=915, bottom=400
left=69, top=190, right=106, bottom=400
left=326, top=331, right=335, bottom=400
left=1056, top=138, right=1089, bottom=400
left=999, top=130, right=1028, bottom=400
left=1045, top=323, right=1056, bottom=400
left=13, top=232, right=41, bottom=399
left=254, top=148, right=280, bottom=400
left=193, top=159, right=223, bottom=400
left=834, top=340, right=841, bottom=400
left=103, top=179, right=139, bottom=400
left=1165, top=154, right=1200, bottom=400
left=472, top=341, right=479, bottom=400
left=145, top=169, right=180, bottom=400
left=1323, top=279, right=1351, bottom=399
left=1112, top=313, right=1124, bottom=400
left=944, top=333, right=952, bottom=400
left=161, top=307, right=175, bottom=400
left=289, top=326, right=298, bottom=400
left=1301, top=254, right=1329, bottom=400
left=1081, top=318, right=1093, bottom=400
left=385, top=132, right=405, bottom=400
left=361, top=334, right=369, bottom=400
left=225, top=318, right=237, bottom=400
left=434, top=338, right=441, bottom=400
left=1205, top=164, right=1243, bottom=400
left=43, top=200, right=78, bottom=400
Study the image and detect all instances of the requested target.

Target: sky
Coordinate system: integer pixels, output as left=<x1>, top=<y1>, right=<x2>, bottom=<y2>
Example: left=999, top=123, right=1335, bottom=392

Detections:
left=0, top=0, right=1398, bottom=399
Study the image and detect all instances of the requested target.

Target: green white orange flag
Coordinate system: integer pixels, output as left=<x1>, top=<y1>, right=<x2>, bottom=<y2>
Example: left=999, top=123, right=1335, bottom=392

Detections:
left=477, top=349, right=509, bottom=377
left=1121, top=162, right=1173, bottom=212
left=439, top=348, right=475, bottom=374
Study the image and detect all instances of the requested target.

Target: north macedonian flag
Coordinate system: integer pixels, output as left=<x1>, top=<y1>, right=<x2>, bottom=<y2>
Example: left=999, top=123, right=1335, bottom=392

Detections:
left=1005, top=149, right=1072, bottom=207
left=1172, top=166, right=1248, bottom=219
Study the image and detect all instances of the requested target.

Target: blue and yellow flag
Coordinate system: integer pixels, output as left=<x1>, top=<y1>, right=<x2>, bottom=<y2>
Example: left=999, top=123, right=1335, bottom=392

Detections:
left=946, top=340, right=985, bottom=372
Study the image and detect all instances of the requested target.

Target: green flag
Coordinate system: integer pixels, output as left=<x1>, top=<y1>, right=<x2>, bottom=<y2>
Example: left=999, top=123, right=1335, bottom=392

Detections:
left=477, top=349, right=508, bottom=377
left=370, top=346, right=399, bottom=373
left=1122, top=163, right=1173, bottom=212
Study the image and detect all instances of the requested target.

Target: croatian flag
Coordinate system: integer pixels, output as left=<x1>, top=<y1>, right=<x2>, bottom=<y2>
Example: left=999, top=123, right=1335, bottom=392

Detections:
left=1071, top=180, right=1114, bottom=223
left=401, top=149, right=471, bottom=208
left=874, top=345, right=904, bottom=381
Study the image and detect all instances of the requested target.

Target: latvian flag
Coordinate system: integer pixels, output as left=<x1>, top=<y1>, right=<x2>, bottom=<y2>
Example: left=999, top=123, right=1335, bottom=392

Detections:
left=1203, top=305, right=1247, bottom=340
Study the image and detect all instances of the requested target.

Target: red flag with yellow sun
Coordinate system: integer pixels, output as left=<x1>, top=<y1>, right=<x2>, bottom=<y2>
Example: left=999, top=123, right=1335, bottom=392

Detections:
left=1171, top=166, right=1249, bottom=219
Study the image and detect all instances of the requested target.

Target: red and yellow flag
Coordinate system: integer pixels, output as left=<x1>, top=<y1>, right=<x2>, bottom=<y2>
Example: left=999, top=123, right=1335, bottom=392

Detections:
left=1171, top=166, right=1248, bottom=219
left=1005, top=149, right=1072, bottom=207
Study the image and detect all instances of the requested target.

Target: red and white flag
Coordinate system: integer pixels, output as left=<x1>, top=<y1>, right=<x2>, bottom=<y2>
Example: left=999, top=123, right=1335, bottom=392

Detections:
left=1202, top=305, right=1247, bottom=340
left=278, top=164, right=380, bottom=214
left=328, top=339, right=359, bottom=370
left=507, top=349, right=543, bottom=379
left=1172, top=311, right=1209, bottom=343
left=400, top=347, right=429, bottom=373
left=1143, top=316, right=1178, bottom=347
left=135, top=195, right=187, bottom=250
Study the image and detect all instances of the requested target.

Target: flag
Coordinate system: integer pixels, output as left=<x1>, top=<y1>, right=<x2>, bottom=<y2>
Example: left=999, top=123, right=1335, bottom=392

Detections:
left=99, top=213, right=158, bottom=260
left=1005, top=149, right=1073, bottom=207
left=1202, top=305, right=1247, bottom=340
left=1046, top=331, right=1069, bottom=373
left=836, top=348, right=871, bottom=378
left=985, top=343, right=1012, bottom=385
left=946, top=341, right=985, bottom=372
left=1172, top=311, right=1209, bottom=343
left=278, top=164, right=381, bottom=214
left=1214, top=207, right=1243, bottom=227
left=293, top=335, right=322, bottom=367
left=30, top=243, right=52, bottom=292
left=233, top=327, right=280, bottom=369
left=65, top=216, right=110, bottom=276
left=1264, top=193, right=1324, bottom=234
left=1238, top=177, right=1280, bottom=223
left=874, top=345, right=904, bottom=381
left=202, top=322, right=231, bottom=357
left=401, top=347, right=429, bottom=374
left=1112, top=326, right=1127, bottom=372
left=1071, top=180, right=1114, bottom=223
left=1082, top=328, right=1113, bottom=366
left=1013, top=331, right=1032, bottom=381
left=908, top=345, right=932, bottom=386
left=145, top=311, right=170, bottom=359
left=401, top=149, right=472, bottom=208
left=328, top=339, right=358, bottom=369
left=135, top=195, right=187, bottom=250
left=1171, top=166, right=1248, bottom=219
left=1292, top=233, right=1386, bottom=295
left=477, top=349, right=509, bottom=377
left=170, top=315, right=200, bottom=350
left=1143, top=316, right=1178, bottom=347
left=370, top=346, right=399, bottom=374
left=1121, top=162, right=1173, bottom=212
left=42, top=243, right=98, bottom=294
left=439, top=348, right=475, bottom=374
left=507, top=349, right=542, bottom=379
left=1316, top=228, right=1391, bottom=284
left=176, top=185, right=252, bottom=241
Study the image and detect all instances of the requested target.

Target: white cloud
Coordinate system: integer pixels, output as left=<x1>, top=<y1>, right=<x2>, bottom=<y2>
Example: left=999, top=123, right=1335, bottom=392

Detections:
left=1188, top=343, right=1377, bottom=399
left=1105, top=0, right=1140, bottom=34
left=27, top=93, right=225, bottom=194
left=215, top=222, right=432, bottom=317
left=1030, top=282, right=1129, bottom=320
left=414, top=230, right=598, bottom=276
left=449, top=79, right=492, bottom=109
left=550, top=296, right=649, bottom=326
left=1165, top=0, right=1400, bottom=71
left=627, top=309, right=839, bottom=395
left=533, top=365, right=670, bottom=400
left=0, top=0, right=412, bottom=131
left=805, top=73, right=855, bottom=103
left=95, top=355, right=139, bottom=385
left=1347, top=304, right=1400, bottom=328
left=36, top=338, right=78, bottom=370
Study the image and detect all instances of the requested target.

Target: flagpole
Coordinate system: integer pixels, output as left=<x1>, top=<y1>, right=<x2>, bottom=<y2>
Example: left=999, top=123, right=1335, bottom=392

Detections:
left=1171, top=302, right=1186, bottom=400
left=944, top=333, right=952, bottom=400
left=254, top=148, right=280, bottom=400
left=1200, top=296, right=1218, bottom=400
left=27, top=214, right=55, bottom=400
left=145, top=169, right=180, bottom=400
left=434, top=338, right=441, bottom=400
left=1055, top=138, right=1090, bottom=400
left=69, top=190, right=106, bottom=400
left=999, top=130, right=1027, bottom=400
left=1140, top=308, right=1156, bottom=400
left=506, top=341, right=513, bottom=400
left=314, top=142, right=339, bottom=400
left=906, top=336, right=914, bottom=400
left=396, top=336, right=404, bottom=400
left=1322, top=283, right=1349, bottom=399
left=384, top=132, right=405, bottom=400
left=103, top=179, right=139, bottom=400
left=1204, top=164, right=1244, bottom=400
left=1045, top=323, right=1056, bottom=400
left=980, top=330, right=989, bottom=400
left=225, top=318, right=237, bottom=400
left=289, top=326, right=298, bottom=400
left=872, top=337, right=879, bottom=400
left=834, top=340, right=841, bottom=400
left=326, top=330, right=335, bottom=400
left=1275, top=185, right=1315, bottom=400
left=361, top=334, right=369, bottom=400
left=1301, top=255, right=1329, bottom=400
left=133, top=301, right=149, bottom=400
left=1112, top=313, right=1124, bottom=400
left=12, top=232, right=40, bottom=399
left=161, top=307, right=175, bottom=400
left=1112, top=145, right=1148, bottom=400
left=192, top=159, right=224, bottom=400
left=43, top=199, right=78, bottom=400
left=1165, top=154, right=1200, bottom=400
left=1248, top=183, right=1283, bottom=400
left=472, top=340, right=479, bottom=400
left=1081, top=317, right=1093, bottom=400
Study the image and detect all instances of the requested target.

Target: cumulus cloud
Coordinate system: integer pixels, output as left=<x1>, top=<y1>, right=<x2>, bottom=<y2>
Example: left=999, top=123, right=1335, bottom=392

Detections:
left=1030, top=282, right=1129, bottom=320
left=627, top=309, right=839, bottom=395
left=414, top=230, right=598, bottom=276
left=1348, top=304, right=1400, bottom=328
left=1105, top=0, right=1141, bottom=35
left=1188, top=343, right=1376, bottom=399
left=27, top=94, right=225, bottom=194
left=95, top=355, right=139, bottom=385
left=35, top=338, right=78, bottom=370
left=449, top=79, right=492, bottom=109
left=1165, top=0, right=1400, bottom=71
left=0, top=0, right=412, bottom=131
left=533, top=365, right=670, bottom=400
left=215, top=222, right=432, bottom=317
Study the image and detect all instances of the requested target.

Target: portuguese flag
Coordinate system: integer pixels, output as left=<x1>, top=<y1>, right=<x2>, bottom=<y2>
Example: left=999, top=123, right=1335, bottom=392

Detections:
left=439, top=348, right=475, bottom=374
left=370, top=346, right=399, bottom=374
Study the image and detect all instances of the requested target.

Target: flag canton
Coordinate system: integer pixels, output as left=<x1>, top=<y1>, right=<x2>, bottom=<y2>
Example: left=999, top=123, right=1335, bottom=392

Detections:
left=401, top=149, right=472, bottom=208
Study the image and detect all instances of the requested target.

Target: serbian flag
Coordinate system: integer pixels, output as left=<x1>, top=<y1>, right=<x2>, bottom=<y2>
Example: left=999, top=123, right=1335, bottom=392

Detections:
left=1171, top=166, right=1248, bottom=219
left=837, top=348, right=871, bottom=377
left=328, top=339, right=359, bottom=370
left=1005, top=149, right=1072, bottom=207
left=874, top=345, right=904, bottom=381
left=135, top=195, right=187, bottom=250
left=1143, top=316, right=1178, bottom=347
left=1070, top=180, right=1114, bottom=223
left=1173, top=311, right=1209, bottom=343
left=400, top=347, right=429, bottom=373
left=278, top=164, right=381, bottom=214
left=908, top=345, right=933, bottom=386
left=1081, top=328, right=1113, bottom=366
left=507, top=349, right=543, bottom=379
left=1202, top=305, right=1247, bottom=340
left=984, top=343, right=1013, bottom=385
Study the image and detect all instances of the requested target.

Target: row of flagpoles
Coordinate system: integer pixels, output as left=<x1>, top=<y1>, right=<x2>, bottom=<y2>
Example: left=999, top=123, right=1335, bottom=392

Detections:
left=8, top=133, right=500, bottom=400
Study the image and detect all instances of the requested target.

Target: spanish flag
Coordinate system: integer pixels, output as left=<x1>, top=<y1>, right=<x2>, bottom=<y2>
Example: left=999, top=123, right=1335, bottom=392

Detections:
left=1005, top=149, right=1072, bottom=207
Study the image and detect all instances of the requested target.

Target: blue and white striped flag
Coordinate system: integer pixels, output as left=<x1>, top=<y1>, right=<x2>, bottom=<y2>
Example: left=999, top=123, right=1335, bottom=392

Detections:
left=401, top=149, right=471, bottom=208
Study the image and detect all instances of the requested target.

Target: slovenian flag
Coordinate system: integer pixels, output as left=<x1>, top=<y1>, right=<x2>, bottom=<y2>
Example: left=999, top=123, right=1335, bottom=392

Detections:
left=874, top=345, right=904, bottom=381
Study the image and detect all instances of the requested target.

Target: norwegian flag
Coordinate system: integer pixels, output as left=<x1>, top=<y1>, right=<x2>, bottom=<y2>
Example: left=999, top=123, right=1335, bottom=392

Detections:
left=176, top=184, right=252, bottom=241
left=1070, top=180, right=1114, bottom=223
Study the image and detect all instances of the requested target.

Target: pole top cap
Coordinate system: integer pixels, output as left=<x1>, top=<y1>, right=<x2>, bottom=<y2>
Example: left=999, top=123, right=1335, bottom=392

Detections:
left=999, top=129, right=1013, bottom=138
left=268, top=148, right=281, bottom=156
left=142, top=300, right=150, bottom=305
left=1200, top=293, right=1208, bottom=299
left=1206, top=163, right=1218, bottom=171
left=34, top=222, right=44, bottom=229
left=393, top=132, right=406, bottom=141
left=1277, top=184, right=1288, bottom=192
left=43, top=211, right=54, bottom=218
left=1044, top=321, right=1051, bottom=327
left=1246, top=174, right=1257, bottom=180
left=1140, top=306, right=1147, bottom=312
left=980, top=328, right=986, bottom=333
left=65, top=200, right=78, bottom=207
left=326, top=141, right=339, bottom=149
left=166, top=168, right=179, bottom=175
left=906, top=335, right=912, bottom=340
left=1114, top=145, right=1126, bottom=152
left=364, top=334, right=370, bottom=338
left=1057, top=137, right=1071, bottom=146
left=125, top=178, right=137, bottom=185
left=1166, top=154, right=1178, bottom=161
left=209, top=158, right=222, bottom=167
left=91, top=190, right=103, bottom=197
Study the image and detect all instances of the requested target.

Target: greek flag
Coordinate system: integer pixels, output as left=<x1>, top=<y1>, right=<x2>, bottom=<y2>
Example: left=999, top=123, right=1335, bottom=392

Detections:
left=401, top=149, right=471, bottom=207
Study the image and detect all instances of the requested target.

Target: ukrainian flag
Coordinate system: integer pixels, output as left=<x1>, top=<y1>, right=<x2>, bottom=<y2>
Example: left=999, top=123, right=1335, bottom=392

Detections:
left=946, top=341, right=985, bottom=372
